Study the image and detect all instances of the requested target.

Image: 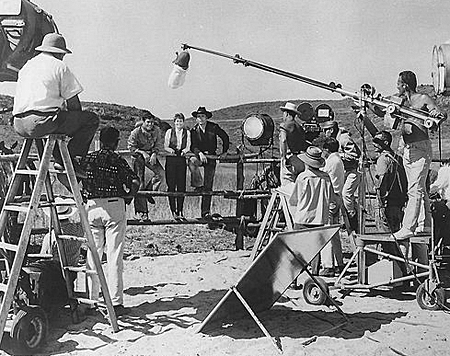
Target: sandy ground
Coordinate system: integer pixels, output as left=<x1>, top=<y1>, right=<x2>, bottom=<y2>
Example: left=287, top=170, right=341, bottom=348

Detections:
left=2, top=249, right=450, bottom=356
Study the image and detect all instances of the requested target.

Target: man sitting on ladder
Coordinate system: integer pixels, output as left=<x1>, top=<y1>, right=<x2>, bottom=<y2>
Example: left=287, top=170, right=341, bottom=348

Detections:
left=12, top=33, right=99, bottom=183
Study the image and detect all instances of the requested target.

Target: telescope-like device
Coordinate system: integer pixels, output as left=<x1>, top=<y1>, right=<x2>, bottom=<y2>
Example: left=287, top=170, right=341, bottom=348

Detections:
left=182, top=44, right=447, bottom=130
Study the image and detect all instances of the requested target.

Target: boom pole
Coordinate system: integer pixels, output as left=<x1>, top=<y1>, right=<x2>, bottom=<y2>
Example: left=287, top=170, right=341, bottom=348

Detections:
left=182, top=43, right=446, bottom=129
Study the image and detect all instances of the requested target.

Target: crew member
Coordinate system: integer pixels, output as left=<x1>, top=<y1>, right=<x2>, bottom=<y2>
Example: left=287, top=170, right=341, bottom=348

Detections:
left=289, top=146, right=335, bottom=275
left=12, top=33, right=99, bottom=179
left=320, top=120, right=361, bottom=232
left=279, top=102, right=307, bottom=189
left=81, top=127, right=140, bottom=317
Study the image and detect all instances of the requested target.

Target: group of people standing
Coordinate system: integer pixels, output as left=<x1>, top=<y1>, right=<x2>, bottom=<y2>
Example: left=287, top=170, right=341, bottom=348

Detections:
left=278, top=70, right=447, bottom=277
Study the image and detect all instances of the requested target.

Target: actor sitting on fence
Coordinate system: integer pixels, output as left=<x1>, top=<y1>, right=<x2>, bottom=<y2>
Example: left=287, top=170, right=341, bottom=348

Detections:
left=289, top=146, right=335, bottom=275
left=188, top=106, right=229, bottom=219
left=164, top=112, right=191, bottom=221
left=128, top=111, right=165, bottom=221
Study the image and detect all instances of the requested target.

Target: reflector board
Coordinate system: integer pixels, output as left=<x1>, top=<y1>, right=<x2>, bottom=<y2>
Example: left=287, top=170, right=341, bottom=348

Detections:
left=198, top=225, right=340, bottom=332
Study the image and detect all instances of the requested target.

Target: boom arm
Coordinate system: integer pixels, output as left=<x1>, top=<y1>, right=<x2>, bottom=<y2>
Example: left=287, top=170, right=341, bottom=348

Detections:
left=182, top=43, right=446, bottom=129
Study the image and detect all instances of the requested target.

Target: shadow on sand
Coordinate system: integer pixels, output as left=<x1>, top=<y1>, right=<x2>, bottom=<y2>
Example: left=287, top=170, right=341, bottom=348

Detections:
left=0, top=283, right=410, bottom=355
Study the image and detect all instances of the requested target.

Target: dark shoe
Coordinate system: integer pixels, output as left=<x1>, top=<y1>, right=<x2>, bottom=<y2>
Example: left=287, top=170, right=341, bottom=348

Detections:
left=113, top=304, right=131, bottom=317
left=178, top=213, right=187, bottom=222
left=319, top=268, right=335, bottom=277
left=202, top=213, right=212, bottom=221
left=172, top=211, right=180, bottom=220
left=211, top=213, right=223, bottom=222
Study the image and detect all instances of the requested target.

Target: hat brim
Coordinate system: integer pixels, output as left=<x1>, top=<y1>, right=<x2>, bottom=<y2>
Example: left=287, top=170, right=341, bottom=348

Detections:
left=280, top=107, right=301, bottom=116
left=320, top=120, right=338, bottom=130
left=192, top=111, right=212, bottom=118
left=43, top=198, right=77, bottom=220
left=35, top=45, right=72, bottom=54
left=298, top=153, right=325, bottom=168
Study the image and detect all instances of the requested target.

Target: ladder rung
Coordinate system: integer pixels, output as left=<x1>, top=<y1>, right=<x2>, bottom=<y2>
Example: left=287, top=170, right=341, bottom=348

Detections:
left=75, top=297, right=101, bottom=305
left=64, top=266, right=97, bottom=275
left=0, top=242, right=18, bottom=252
left=58, top=235, right=87, bottom=242
left=27, top=253, right=53, bottom=259
left=15, top=169, right=40, bottom=175
left=3, top=204, right=29, bottom=213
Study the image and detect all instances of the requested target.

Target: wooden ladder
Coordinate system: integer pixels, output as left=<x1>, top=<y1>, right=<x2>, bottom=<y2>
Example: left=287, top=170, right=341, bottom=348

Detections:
left=0, top=134, right=119, bottom=345
left=250, top=189, right=293, bottom=260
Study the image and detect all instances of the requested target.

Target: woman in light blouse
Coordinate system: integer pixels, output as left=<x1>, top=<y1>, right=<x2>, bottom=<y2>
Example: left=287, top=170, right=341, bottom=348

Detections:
left=164, top=113, right=191, bottom=220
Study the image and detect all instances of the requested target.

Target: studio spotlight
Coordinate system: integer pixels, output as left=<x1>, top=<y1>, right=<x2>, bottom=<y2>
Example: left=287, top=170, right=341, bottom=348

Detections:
left=241, top=113, right=274, bottom=146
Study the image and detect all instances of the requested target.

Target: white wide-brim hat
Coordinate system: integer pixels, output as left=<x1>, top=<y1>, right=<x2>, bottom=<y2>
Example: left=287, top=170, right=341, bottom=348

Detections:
left=35, top=33, right=72, bottom=54
left=43, top=197, right=77, bottom=220
left=280, top=102, right=301, bottom=116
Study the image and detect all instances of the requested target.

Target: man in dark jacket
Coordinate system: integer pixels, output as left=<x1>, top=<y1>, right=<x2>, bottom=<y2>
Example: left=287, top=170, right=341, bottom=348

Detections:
left=188, top=106, right=229, bottom=218
left=373, top=130, right=408, bottom=233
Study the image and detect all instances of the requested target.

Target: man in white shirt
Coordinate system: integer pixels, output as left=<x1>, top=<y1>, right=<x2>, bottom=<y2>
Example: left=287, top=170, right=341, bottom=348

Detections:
left=13, top=33, right=99, bottom=176
left=319, top=137, right=345, bottom=276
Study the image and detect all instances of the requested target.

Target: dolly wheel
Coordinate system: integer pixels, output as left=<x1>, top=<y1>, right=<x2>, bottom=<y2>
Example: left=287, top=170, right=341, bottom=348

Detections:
left=416, top=282, right=445, bottom=311
left=10, top=305, right=48, bottom=353
left=303, top=277, right=329, bottom=305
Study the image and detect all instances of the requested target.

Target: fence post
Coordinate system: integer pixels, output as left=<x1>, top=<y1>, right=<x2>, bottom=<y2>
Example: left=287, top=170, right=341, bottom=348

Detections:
left=235, top=147, right=245, bottom=250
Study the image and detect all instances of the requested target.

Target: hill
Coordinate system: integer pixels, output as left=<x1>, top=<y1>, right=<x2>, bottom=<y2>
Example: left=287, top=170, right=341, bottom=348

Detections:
left=1, top=85, right=450, bottom=158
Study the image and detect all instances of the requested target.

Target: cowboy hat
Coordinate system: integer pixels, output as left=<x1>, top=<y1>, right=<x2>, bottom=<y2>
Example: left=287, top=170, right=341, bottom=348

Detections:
left=35, top=33, right=72, bottom=54
left=192, top=106, right=212, bottom=118
left=298, top=146, right=325, bottom=168
left=43, top=197, right=77, bottom=220
left=279, top=102, right=301, bottom=116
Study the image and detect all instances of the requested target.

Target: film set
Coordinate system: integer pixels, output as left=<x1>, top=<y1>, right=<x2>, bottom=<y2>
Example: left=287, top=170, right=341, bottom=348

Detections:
left=0, top=0, right=450, bottom=355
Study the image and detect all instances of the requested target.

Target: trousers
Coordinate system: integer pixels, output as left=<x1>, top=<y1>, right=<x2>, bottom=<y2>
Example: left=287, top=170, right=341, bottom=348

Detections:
left=132, top=153, right=165, bottom=214
left=188, top=156, right=216, bottom=216
left=14, top=110, right=99, bottom=164
left=402, top=140, right=432, bottom=232
left=165, top=155, right=187, bottom=214
left=86, top=197, right=126, bottom=306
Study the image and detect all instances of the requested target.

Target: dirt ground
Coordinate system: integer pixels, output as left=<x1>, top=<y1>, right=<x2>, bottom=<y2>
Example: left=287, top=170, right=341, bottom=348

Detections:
left=1, top=226, right=450, bottom=356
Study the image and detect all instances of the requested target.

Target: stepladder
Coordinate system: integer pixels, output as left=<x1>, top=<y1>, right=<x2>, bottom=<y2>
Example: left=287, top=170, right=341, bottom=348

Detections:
left=0, top=134, right=118, bottom=353
left=250, top=188, right=294, bottom=260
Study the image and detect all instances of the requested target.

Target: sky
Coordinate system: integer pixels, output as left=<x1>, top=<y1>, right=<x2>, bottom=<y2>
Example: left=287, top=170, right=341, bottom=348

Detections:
left=1, top=0, right=450, bottom=118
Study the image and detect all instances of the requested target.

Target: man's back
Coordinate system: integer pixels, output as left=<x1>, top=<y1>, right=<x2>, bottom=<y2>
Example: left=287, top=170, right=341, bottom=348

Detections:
left=289, top=168, right=333, bottom=225
left=81, top=148, right=138, bottom=199
left=13, top=53, right=82, bottom=115
left=376, top=151, right=407, bottom=207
